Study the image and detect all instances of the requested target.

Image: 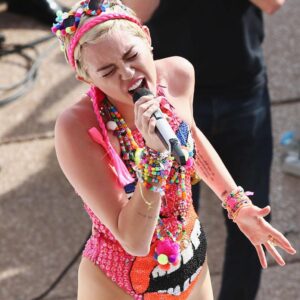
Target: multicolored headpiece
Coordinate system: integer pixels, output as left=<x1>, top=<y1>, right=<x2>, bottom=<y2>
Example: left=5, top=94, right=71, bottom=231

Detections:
left=51, top=0, right=142, bottom=69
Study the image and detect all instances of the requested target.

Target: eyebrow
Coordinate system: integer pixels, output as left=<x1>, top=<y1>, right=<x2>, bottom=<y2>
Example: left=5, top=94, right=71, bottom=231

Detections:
left=96, top=46, right=135, bottom=72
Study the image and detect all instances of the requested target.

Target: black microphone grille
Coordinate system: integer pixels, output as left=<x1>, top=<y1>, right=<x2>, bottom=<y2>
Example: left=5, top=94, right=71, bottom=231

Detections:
left=132, top=87, right=152, bottom=103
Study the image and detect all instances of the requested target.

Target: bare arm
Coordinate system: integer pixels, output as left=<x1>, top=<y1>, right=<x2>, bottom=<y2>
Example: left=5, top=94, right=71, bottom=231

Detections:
left=191, top=125, right=237, bottom=200
left=190, top=101, right=296, bottom=268
left=122, top=0, right=160, bottom=23
left=54, top=110, right=162, bottom=256
left=250, top=0, right=285, bottom=14
left=178, top=60, right=296, bottom=267
left=172, top=57, right=237, bottom=200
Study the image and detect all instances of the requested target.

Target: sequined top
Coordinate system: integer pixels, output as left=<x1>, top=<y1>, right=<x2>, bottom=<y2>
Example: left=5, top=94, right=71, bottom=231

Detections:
left=82, top=86, right=207, bottom=300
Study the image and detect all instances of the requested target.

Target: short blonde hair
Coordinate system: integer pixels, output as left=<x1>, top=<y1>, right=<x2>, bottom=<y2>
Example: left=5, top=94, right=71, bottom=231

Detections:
left=60, top=2, right=146, bottom=81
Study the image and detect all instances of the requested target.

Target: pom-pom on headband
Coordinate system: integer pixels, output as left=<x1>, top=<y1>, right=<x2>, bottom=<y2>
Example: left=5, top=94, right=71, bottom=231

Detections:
left=51, top=0, right=142, bottom=68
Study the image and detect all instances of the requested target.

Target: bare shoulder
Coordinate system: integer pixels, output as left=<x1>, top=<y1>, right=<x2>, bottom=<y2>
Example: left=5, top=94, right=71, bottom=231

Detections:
left=54, top=94, right=105, bottom=186
left=54, top=94, right=109, bottom=177
left=155, top=57, right=195, bottom=124
left=156, top=56, right=195, bottom=98
left=55, top=94, right=96, bottom=134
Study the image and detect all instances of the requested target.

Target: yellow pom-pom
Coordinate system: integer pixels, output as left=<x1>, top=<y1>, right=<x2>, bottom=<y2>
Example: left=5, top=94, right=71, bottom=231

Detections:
left=157, top=254, right=169, bottom=265
left=134, top=148, right=143, bottom=165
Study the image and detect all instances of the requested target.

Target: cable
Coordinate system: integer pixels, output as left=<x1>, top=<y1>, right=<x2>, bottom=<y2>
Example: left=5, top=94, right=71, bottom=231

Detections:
left=0, top=34, right=56, bottom=106
left=0, top=34, right=54, bottom=57
left=30, top=230, right=91, bottom=300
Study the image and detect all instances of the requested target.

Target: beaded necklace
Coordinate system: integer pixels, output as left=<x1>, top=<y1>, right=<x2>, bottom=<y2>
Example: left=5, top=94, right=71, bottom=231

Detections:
left=99, top=96, right=194, bottom=270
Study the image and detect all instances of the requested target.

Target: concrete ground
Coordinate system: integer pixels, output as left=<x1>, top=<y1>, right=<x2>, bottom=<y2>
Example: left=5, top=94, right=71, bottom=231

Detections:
left=0, top=1, right=299, bottom=300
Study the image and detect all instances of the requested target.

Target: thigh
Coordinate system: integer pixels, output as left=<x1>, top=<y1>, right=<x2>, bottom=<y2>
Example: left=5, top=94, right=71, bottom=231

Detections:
left=188, top=259, right=214, bottom=300
left=77, top=257, right=133, bottom=300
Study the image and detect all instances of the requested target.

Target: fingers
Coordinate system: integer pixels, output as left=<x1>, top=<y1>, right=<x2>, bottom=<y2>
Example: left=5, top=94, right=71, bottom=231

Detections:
left=135, top=97, right=160, bottom=131
left=257, top=205, right=271, bottom=218
left=264, top=240, right=286, bottom=266
left=148, top=116, right=157, bottom=135
left=255, top=244, right=268, bottom=269
left=266, top=230, right=297, bottom=255
left=252, top=206, right=296, bottom=255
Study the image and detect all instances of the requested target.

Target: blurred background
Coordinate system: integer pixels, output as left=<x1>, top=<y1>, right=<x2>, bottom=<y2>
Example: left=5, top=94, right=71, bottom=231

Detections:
left=0, top=1, right=299, bottom=299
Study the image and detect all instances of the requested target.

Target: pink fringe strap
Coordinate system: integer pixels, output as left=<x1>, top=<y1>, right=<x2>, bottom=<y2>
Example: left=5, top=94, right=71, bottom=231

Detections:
left=87, top=87, right=134, bottom=187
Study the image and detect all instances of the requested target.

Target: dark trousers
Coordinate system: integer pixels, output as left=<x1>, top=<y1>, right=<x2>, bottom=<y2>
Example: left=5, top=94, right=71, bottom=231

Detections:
left=192, top=82, right=273, bottom=300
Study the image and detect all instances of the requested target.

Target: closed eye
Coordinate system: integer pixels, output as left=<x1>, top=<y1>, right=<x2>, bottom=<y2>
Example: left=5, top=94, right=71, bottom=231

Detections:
left=127, top=53, right=138, bottom=60
left=103, top=68, right=115, bottom=77
left=102, top=53, right=138, bottom=77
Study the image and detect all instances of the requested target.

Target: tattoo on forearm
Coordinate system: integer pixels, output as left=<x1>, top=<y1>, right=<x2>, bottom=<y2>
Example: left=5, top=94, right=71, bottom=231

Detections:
left=221, top=190, right=228, bottom=199
left=137, top=211, right=156, bottom=220
left=196, top=153, right=215, bottom=181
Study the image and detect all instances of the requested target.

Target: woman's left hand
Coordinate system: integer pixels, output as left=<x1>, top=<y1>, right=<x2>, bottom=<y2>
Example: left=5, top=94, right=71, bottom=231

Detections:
left=234, top=205, right=297, bottom=268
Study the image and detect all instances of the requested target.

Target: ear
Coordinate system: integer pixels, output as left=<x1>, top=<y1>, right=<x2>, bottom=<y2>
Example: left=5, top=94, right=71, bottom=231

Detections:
left=142, top=25, right=152, bottom=47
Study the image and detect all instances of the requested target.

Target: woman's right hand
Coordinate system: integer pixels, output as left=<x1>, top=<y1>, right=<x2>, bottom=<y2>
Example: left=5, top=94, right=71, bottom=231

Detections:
left=234, top=205, right=296, bottom=268
left=134, top=94, right=167, bottom=152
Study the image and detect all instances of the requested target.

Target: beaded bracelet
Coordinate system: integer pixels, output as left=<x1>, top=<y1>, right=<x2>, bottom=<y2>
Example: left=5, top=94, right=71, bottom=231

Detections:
left=222, top=186, right=253, bottom=221
left=134, top=146, right=173, bottom=194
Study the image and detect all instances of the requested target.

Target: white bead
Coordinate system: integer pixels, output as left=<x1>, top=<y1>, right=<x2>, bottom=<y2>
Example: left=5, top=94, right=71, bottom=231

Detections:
left=106, top=121, right=118, bottom=131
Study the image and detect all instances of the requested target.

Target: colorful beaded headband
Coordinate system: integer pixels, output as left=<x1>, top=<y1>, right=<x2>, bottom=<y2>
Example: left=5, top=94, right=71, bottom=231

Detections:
left=51, top=0, right=142, bottom=68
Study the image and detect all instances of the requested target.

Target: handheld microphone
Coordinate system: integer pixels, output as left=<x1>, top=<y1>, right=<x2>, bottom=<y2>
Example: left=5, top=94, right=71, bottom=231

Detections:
left=132, top=87, right=186, bottom=166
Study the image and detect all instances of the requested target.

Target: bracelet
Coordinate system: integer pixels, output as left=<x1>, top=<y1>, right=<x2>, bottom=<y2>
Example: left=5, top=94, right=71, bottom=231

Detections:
left=231, top=203, right=253, bottom=222
left=222, top=186, right=253, bottom=220
left=138, top=182, right=153, bottom=210
left=134, top=146, right=173, bottom=193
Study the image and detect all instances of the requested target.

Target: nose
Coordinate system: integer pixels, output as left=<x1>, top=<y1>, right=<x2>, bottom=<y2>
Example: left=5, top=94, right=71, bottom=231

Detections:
left=119, top=63, right=134, bottom=81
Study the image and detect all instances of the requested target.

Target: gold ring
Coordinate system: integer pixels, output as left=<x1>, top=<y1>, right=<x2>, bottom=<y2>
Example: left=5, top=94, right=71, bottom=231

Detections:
left=267, top=235, right=277, bottom=247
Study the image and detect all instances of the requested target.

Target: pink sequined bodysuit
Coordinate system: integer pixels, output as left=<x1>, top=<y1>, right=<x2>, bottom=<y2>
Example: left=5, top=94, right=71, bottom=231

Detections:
left=83, top=86, right=207, bottom=300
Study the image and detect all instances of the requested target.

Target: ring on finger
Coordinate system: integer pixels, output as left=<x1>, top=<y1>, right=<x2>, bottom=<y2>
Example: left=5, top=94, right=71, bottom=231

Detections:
left=267, top=235, right=277, bottom=247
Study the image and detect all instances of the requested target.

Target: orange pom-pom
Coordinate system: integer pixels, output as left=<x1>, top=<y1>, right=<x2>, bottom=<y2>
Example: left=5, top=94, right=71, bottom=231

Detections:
left=159, top=263, right=171, bottom=271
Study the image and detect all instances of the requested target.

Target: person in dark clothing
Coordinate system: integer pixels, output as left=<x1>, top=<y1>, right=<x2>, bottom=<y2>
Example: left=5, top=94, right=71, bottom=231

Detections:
left=124, top=0, right=285, bottom=299
left=1, top=0, right=66, bottom=25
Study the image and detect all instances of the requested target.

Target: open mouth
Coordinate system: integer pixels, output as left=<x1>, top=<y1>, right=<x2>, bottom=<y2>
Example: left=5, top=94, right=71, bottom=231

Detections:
left=128, top=78, right=147, bottom=95
left=146, top=219, right=207, bottom=296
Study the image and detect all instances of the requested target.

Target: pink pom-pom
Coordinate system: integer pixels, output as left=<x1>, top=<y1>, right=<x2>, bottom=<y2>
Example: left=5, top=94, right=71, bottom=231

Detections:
left=156, top=239, right=180, bottom=258
left=51, top=26, right=58, bottom=34
left=227, top=197, right=237, bottom=210
left=186, top=157, right=194, bottom=167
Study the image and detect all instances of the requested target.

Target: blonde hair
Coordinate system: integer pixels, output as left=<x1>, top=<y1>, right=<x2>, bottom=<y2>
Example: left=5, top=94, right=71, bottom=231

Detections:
left=60, top=1, right=146, bottom=81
